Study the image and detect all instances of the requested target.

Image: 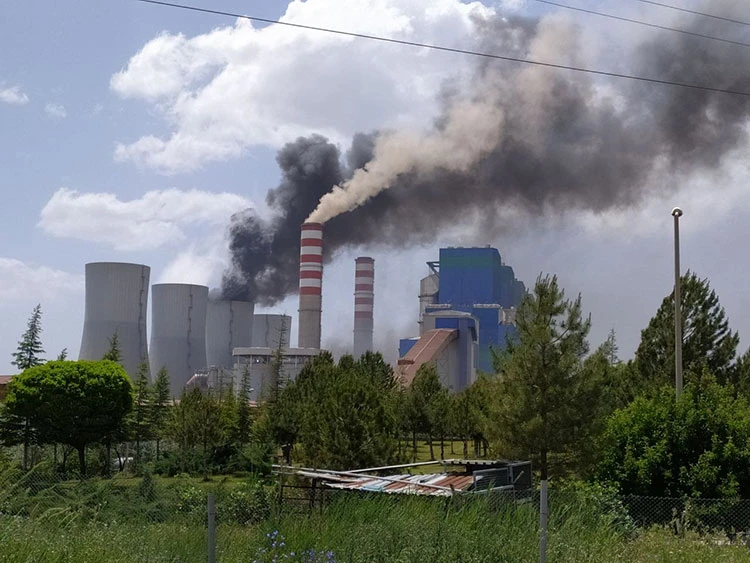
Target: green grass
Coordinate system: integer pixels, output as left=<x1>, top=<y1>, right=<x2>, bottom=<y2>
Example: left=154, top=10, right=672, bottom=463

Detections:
left=4, top=491, right=750, bottom=563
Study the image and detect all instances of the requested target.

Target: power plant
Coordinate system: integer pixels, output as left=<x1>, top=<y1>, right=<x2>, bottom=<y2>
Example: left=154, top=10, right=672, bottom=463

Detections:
left=398, top=247, right=524, bottom=392
left=78, top=262, right=150, bottom=379
left=75, top=223, right=523, bottom=400
left=150, top=283, right=209, bottom=398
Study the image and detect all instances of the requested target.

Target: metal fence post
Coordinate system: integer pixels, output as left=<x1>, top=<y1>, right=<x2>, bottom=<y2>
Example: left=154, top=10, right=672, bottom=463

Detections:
left=208, top=492, right=216, bottom=563
left=540, top=480, right=548, bottom=563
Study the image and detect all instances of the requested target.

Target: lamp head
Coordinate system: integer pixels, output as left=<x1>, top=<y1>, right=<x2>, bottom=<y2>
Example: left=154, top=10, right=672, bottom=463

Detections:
left=671, top=207, right=683, bottom=218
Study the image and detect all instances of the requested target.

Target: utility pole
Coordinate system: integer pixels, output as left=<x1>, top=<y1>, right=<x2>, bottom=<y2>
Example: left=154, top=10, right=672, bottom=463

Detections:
left=672, top=207, right=683, bottom=398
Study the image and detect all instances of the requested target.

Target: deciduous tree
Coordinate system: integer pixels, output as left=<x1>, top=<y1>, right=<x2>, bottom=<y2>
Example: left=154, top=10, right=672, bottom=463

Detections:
left=2, top=360, right=133, bottom=475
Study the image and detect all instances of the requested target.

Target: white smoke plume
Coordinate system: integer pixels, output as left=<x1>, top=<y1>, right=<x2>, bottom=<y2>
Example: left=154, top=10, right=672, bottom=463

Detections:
left=308, top=93, right=505, bottom=223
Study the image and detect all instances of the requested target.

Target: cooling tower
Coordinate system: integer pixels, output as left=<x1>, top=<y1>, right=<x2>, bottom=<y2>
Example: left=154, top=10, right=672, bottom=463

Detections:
left=78, top=262, right=150, bottom=379
left=353, top=257, right=375, bottom=358
left=150, top=283, right=209, bottom=398
left=252, top=314, right=292, bottom=348
left=298, top=222, right=323, bottom=349
left=206, top=300, right=255, bottom=369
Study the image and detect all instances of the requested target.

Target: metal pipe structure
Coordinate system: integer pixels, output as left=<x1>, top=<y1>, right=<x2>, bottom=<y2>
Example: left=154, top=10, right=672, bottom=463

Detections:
left=78, top=262, right=150, bottom=380
left=672, top=207, right=684, bottom=398
left=298, top=222, right=323, bottom=349
left=150, top=283, right=209, bottom=398
left=353, top=257, right=375, bottom=358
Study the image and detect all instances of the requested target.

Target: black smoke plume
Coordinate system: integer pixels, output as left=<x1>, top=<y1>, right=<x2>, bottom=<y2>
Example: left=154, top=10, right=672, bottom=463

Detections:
left=223, top=5, right=750, bottom=305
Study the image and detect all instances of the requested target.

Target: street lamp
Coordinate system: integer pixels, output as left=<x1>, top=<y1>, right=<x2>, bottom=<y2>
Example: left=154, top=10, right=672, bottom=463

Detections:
left=672, top=207, right=683, bottom=398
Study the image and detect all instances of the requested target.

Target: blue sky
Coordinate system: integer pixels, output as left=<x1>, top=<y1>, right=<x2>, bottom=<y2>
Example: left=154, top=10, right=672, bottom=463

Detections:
left=2, top=0, right=749, bottom=373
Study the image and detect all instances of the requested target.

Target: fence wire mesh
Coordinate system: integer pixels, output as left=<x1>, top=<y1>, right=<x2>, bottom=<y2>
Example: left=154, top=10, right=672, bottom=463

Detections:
left=4, top=466, right=750, bottom=561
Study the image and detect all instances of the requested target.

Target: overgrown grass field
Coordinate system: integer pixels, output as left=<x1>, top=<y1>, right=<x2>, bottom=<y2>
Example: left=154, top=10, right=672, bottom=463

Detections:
left=3, top=481, right=750, bottom=563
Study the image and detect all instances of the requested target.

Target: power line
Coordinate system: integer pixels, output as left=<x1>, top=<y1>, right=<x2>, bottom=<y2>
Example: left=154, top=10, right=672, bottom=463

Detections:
left=135, top=0, right=750, bottom=98
left=534, top=0, right=750, bottom=48
left=631, top=0, right=750, bottom=27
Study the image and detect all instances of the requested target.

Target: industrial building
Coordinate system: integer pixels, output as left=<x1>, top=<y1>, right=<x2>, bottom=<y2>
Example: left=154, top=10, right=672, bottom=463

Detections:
left=398, top=247, right=525, bottom=391
left=232, top=346, right=320, bottom=402
left=78, top=262, right=150, bottom=379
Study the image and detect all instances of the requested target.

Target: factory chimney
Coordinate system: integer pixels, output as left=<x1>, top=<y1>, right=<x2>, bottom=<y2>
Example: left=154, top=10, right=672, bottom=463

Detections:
left=353, top=257, right=374, bottom=358
left=298, top=222, right=323, bottom=349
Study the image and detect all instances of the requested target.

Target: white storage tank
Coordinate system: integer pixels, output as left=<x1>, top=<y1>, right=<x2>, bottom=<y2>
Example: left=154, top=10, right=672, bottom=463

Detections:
left=206, top=299, right=254, bottom=369
left=150, top=283, right=209, bottom=398
left=78, top=262, right=150, bottom=379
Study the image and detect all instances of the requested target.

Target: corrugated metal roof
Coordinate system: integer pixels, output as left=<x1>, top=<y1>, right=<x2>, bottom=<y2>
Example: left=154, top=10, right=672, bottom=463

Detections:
left=323, top=473, right=478, bottom=497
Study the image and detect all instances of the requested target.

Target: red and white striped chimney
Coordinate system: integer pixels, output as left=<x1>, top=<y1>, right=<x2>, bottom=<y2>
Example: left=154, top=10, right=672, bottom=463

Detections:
left=353, top=257, right=374, bottom=358
left=298, top=222, right=323, bottom=349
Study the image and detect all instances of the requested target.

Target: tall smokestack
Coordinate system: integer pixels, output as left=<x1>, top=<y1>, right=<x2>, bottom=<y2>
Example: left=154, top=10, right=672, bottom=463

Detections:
left=353, top=257, right=374, bottom=358
left=298, top=222, right=323, bottom=349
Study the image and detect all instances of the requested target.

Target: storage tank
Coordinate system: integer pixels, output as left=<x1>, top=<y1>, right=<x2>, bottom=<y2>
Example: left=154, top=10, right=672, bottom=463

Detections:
left=252, top=314, right=292, bottom=348
left=150, top=283, right=209, bottom=398
left=206, top=299, right=254, bottom=369
left=78, top=262, right=150, bottom=379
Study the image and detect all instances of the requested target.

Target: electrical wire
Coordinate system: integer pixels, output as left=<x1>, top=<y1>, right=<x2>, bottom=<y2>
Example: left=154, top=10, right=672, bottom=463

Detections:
left=630, top=0, right=750, bottom=27
left=533, top=0, right=750, bottom=48
left=135, top=0, right=750, bottom=98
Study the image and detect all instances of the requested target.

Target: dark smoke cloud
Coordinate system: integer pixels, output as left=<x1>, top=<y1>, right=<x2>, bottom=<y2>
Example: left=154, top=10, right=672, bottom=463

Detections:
left=223, top=5, right=750, bottom=304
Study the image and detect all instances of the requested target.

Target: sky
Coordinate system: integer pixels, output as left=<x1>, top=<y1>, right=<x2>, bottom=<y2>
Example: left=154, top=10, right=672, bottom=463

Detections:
left=1, top=0, right=749, bottom=373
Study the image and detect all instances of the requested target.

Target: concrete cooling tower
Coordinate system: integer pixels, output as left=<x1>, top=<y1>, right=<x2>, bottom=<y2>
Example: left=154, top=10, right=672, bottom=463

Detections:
left=78, top=262, right=150, bottom=379
left=150, top=283, right=209, bottom=398
left=252, top=314, right=292, bottom=348
left=206, top=300, right=254, bottom=369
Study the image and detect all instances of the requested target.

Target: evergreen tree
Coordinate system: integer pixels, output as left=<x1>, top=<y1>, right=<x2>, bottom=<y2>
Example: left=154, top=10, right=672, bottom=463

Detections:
left=57, top=348, right=68, bottom=361
left=150, top=367, right=171, bottom=461
left=489, top=274, right=598, bottom=480
left=598, top=329, right=619, bottom=366
left=267, top=322, right=288, bottom=404
left=235, top=365, right=253, bottom=447
left=636, top=271, right=738, bottom=388
left=12, top=304, right=45, bottom=370
left=132, top=362, right=152, bottom=468
left=408, top=363, right=443, bottom=460
left=102, top=331, right=123, bottom=364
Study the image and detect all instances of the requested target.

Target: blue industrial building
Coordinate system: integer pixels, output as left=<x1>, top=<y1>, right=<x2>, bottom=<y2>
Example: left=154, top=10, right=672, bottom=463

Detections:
left=397, top=247, right=525, bottom=391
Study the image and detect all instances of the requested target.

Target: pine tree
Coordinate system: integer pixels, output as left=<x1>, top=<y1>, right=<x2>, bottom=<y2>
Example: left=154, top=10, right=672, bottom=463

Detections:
left=490, top=274, right=598, bottom=480
left=636, top=271, right=739, bottom=388
left=12, top=304, right=45, bottom=370
left=598, top=329, right=620, bottom=366
left=267, top=322, right=288, bottom=404
left=150, top=367, right=171, bottom=461
left=235, top=365, right=253, bottom=446
left=102, top=331, right=123, bottom=364
left=57, top=348, right=68, bottom=361
left=132, top=362, right=152, bottom=469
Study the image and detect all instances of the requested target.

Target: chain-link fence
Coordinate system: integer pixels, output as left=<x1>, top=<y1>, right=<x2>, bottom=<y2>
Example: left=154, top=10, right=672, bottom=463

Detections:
left=3, top=467, right=750, bottom=562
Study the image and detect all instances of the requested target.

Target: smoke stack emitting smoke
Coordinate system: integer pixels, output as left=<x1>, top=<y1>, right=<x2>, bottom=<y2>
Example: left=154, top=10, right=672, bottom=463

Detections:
left=223, top=8, right=750, bottom=305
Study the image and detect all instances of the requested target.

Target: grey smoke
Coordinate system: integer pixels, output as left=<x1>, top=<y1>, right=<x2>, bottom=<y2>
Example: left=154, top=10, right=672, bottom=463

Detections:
left=224, top=6, right=750, bottom=304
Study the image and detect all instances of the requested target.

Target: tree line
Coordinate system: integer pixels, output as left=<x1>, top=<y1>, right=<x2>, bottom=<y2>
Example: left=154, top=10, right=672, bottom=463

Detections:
left=4, top=270, right=750, bottom=499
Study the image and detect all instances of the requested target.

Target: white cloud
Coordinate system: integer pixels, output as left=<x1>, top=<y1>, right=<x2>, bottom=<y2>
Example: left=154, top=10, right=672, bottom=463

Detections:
left=38, top=188, right=253, bottom=251
left=0, top=85, right=29, bottom=105
left=111, top=0, right=494, bottom=174
left=0, top=258, right=82, bottom=303
left=44, top=102, right=67, bottom=118
left=157, top=235, right=228, bottom=287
